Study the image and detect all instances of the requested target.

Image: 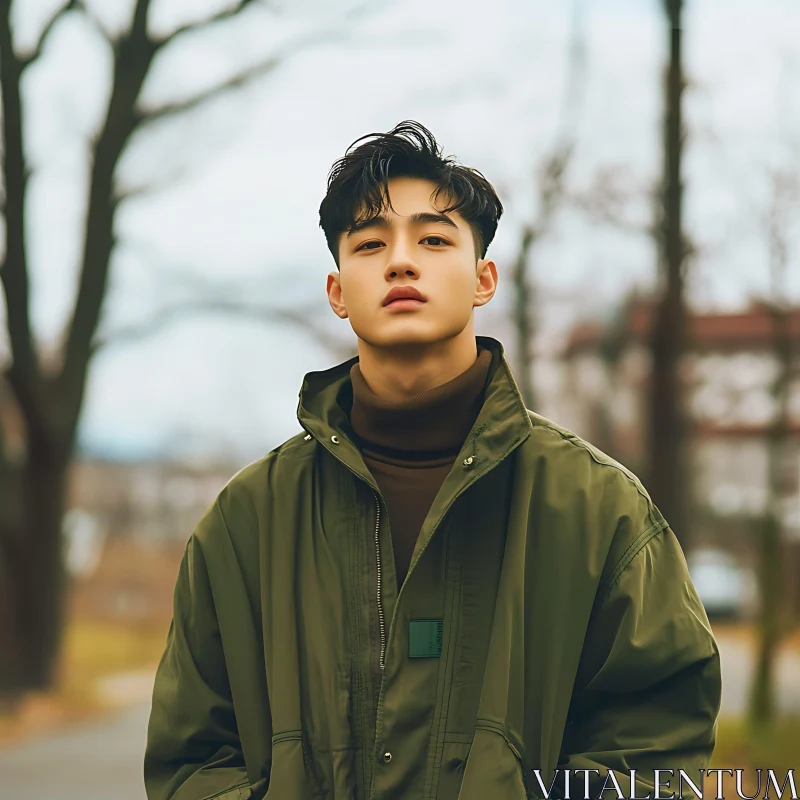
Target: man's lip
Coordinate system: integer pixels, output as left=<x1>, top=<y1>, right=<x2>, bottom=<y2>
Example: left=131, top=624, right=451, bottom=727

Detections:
left=385, top=298, right=426, bottom=306
left=382, top=288, right=427, bottom=305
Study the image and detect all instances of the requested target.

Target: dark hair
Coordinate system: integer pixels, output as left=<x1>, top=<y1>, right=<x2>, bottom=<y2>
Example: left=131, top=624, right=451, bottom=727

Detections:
left=318, top=120, right=503, bottom=268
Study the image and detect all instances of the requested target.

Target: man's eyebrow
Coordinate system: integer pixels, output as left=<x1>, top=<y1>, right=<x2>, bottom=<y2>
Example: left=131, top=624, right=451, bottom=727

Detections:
left=346, top=211, right=459, bottom=238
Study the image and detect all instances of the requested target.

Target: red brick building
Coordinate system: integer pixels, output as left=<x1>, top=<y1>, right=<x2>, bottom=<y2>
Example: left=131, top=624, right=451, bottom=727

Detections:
left=559, top=296, right=800, bottom=605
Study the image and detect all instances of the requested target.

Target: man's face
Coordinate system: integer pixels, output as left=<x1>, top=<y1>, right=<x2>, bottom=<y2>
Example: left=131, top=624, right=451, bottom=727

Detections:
left=326, top=176, right=496, bottom=352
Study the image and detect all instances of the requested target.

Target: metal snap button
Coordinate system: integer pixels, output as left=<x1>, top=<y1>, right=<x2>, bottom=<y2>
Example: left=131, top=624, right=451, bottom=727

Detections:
left=383, top=751, right=392, bottom=763
left=331, top=435, right=339, bottom=444
left=304, top=434, right=312, bottom=441
left=463, top=456, right=474, bottom=466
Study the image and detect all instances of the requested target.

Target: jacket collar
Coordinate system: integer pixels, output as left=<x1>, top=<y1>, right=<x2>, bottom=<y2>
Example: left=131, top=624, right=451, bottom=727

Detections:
left=296, top=335, right=533, bottom=495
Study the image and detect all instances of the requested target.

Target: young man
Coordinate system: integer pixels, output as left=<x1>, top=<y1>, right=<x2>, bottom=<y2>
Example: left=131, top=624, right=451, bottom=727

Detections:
left=144, top=121, right=721, bottom=800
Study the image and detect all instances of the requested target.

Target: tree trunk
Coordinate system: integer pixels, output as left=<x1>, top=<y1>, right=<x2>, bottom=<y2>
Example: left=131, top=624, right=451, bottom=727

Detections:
left=0, top=0, right=377, bottom=696
left=749, top=512, right=783, bottom=729
left=650, top=0, right=688, bottom=547
left=1, top=442, right=70, bottom=695
left=512, top=226, right=537, bottom=410
left=748, top=171, right=794, bottom=732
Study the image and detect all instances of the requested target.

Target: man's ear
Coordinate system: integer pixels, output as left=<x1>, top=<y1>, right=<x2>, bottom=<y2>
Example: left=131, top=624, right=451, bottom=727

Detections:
left=473, top=259, right=498, bottom=308
left=327, top=271, right=349, bottom=319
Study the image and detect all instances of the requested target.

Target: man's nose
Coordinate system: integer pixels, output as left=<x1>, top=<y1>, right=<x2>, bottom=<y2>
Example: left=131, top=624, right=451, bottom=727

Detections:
left=385, top=237, right=418, bottom=275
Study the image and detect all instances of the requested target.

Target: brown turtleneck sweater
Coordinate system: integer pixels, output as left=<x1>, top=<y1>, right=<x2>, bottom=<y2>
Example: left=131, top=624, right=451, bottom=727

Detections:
left=348, top=344, right=494, bottom=591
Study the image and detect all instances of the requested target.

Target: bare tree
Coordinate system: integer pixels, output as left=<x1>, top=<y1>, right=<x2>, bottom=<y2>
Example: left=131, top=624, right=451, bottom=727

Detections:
left=510, top=0, right=587, bottom=410
left=0, top=0, right=365, bottom=696
left=649, top=0, right=690, bottom=547
left=565, top=1, right=697, bottom=547
left=91, top=247, right=360, bottom=362
left=748, top=166, right=799, bottom=731
left=574, top=0, right=691, bottom=544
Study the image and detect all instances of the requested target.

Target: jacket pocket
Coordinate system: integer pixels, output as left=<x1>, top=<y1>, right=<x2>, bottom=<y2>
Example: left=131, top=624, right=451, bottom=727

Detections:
left=202, top=783, right=252, bottom=800
left=437, top=737, right=473, bottom=800
left=265, top=731, right=324, bottom=800
left=170, top=769, right=252, bottom=800
left=455, top=723, right=530, bottom=800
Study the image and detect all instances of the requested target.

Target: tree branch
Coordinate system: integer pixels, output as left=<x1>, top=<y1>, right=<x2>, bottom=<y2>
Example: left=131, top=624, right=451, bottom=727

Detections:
left=115, top=161, right=195, bottom=203
left=56, top=0, right=159, bottom=427
left=20, top=0, right=79, bottom=69
left=129, top=0, right=155, bottom=42
left=507, top=0, right=587, bottom=410
left=91, top=299, right=353, bottom=359
left=137, top=0, right=380, bottom=129
left=136, top=22, right=346, bottom=127
left=0, top=1, right=45, bottom=431
left=567, top=167, right=658, bottom=238
left=569, top=189, right=655, bottom=237
left=135, top=52, right=282, bottom=127
left=48, top=0, right=378, bottom=428
left=151, top=0, right=263, bottom=52
left=18, top=0, right=109, bottom=68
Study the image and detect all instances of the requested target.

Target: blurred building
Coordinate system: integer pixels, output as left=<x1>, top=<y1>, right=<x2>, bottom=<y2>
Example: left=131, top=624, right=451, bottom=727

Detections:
left=66, top=457, right=240, bottom=544
left=558, top=295, right=800, bottom=606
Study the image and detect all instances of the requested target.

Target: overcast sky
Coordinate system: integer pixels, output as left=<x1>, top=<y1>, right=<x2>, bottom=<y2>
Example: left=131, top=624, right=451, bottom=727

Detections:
left=4, top=0, right=800, bottom=461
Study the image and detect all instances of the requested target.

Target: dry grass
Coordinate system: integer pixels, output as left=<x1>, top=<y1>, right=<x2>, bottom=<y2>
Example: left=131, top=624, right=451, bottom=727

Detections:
left=67, top=535, right=185, bottom=628
left=2, top=536, right=800, bottom=763
left=709, top=716, right=800, bottom=794
left=0, top=536, right=184, bottom=745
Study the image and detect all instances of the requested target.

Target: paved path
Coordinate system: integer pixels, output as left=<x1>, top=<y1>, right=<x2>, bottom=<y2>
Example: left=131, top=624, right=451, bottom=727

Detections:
left=0, top=702, right=151, bottom=800
left=0, top=630, right=798, bottom=798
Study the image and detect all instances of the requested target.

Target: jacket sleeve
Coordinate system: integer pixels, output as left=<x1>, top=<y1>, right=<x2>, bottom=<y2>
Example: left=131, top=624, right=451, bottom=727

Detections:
left=557, top=522, right=722, bottom=800
left=144, top=530, right=254, bottom=800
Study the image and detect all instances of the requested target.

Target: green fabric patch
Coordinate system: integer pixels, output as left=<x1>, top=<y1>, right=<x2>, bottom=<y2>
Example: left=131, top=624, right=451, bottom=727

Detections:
left=408, top=619, right=443, bottom=658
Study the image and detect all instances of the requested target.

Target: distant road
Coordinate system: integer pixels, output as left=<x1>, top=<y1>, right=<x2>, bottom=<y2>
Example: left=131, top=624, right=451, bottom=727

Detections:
left=714, top=628, right=800, bottom=715
left=0, top=702, right=151, bottom=800
left=0, top=629, right=798, bottom=798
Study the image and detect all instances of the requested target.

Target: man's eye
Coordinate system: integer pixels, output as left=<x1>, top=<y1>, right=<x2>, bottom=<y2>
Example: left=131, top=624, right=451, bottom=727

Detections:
left=423, top=236, right=448, bottom=246
left=357, top=241, right=383, bottom=251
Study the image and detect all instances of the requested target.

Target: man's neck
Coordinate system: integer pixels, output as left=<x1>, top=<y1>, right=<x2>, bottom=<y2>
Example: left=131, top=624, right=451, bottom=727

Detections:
left=354, top=331, right=479, bottom=404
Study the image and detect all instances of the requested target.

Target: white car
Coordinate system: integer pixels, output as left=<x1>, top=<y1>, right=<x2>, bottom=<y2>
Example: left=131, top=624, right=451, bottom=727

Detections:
left=686, top=547, right=759, bottom=620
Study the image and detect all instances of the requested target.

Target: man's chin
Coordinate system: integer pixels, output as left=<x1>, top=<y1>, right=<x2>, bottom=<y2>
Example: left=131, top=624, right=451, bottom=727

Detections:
left=356, top=329, right=463, bottom=354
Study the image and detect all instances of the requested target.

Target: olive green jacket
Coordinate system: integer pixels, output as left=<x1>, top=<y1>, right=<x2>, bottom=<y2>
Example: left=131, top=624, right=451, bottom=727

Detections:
left=144, top=335, right=721, bottom=800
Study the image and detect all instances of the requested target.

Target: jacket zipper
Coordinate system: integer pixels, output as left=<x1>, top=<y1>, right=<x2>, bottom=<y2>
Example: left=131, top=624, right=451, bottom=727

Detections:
left=371, top=489, right=386, bottom=671
left=311, top=428, right=514, bottom=676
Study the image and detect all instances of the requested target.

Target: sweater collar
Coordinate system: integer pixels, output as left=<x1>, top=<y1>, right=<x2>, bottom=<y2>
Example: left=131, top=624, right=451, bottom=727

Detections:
left=296, top=335, right=533, bottom=496
left=348, top=345, right=493, bottom=456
